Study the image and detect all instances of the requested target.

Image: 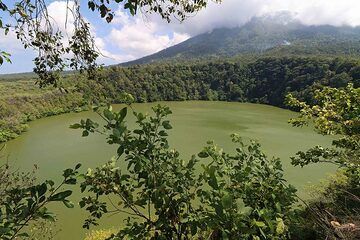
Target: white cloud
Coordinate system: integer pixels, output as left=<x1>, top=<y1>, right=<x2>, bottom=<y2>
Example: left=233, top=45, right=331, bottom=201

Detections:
left=0, top=30, right=23, bottom=52
left=95, top=37, right=135, bottom=63
left=104, top=8, right=189, bottom=61
left=161, top=0, right=360, bottom=36
left=46, top=0, right=76, bottom=36
left=51, top=0, right=360, bottom=63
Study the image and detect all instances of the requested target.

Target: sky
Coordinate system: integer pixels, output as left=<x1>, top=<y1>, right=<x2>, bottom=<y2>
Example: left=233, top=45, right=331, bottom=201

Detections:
left=1, top=0, right=360, bottom=74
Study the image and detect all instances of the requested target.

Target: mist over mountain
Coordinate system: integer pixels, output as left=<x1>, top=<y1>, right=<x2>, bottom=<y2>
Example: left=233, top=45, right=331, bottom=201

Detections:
left=121, top=12, right=360, bottom=66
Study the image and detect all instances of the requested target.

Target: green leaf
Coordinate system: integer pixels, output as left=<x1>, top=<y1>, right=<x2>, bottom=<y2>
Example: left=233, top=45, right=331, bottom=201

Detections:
left=49, top=190, right=72, bottom=201
left=103, top=109, right=114, bottom=121
left=162, top=120, right=172, bottom=130
left=82, top=130, right=89, bottom=137
left=63, top=200, right=74, bottom=208
left=37, top=183, right=47, bottom=197
left=191, top=223, right=197, bottom=235
left=117, top=146, right=124, bottom=156
left=69, top=123, right=81, bottom=129
left=208, top=166, right=218, bottom=189
left=276, top=218, right=285, bottom=234
left=65, top=178, right=77, bottom=185
left=79, top=200, right=85, bottom=208
left=221, top=194, right=232, bottom=209
left=198, top=151, right=209, bottom=158
left=75, top=163, right=82, bottom=170
left=253, top=220, right=266, bottom=228
left=119, top=107, right=127, bottom=122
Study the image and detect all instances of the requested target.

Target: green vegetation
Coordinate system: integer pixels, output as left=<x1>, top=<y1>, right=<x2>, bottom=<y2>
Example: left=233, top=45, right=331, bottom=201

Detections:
left=0, top=54, right=359, bottom=239
left=286, top=84, right=360, bottom=239
left=0, top=158, right=80, bottom=240
left=0, top=78, right=87, bottom=142
left=0, top=71, right=358, bottom=238
left=93, top=56, right=359, bottom=107
left=72, top=104, right=297, bottom=239
left=66, top=81, right=358, bottom=239
left=1, top=56, right=359, bottom=142
left=0, top=1, right=358, bottom=238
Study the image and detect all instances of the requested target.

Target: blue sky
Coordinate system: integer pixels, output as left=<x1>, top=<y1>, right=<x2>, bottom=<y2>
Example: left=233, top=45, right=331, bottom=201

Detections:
left=1, top=0, right=360, bottom=74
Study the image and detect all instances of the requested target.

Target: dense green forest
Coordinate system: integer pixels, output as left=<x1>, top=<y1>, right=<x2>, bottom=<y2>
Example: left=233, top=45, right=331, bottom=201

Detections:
left=1, top=56, right=359, bottom=142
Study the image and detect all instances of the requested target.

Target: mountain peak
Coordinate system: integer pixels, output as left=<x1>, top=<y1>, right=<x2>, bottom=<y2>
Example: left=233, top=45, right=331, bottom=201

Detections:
left=121, top=15, right=360, bottom=66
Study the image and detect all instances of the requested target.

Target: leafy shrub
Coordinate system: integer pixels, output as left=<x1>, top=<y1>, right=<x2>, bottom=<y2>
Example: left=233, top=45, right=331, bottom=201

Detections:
left=73, top=104, right=297, bottom=239
left=0, top=160, right=80, bottom=240
left=286, top=83, right=360, bottom=239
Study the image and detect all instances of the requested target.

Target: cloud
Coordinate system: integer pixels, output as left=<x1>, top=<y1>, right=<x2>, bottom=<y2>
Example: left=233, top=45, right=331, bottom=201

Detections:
left=46, top=0, right=76, bottom=36
left=161, top=0, right=360, bottom=36
left=0, top=30, right=23, bottom=52
left=97, top=0, right=360, bottom=63
left=3, top=0, right=360, bottom=72
left=104, top=8, right=189, bottom=61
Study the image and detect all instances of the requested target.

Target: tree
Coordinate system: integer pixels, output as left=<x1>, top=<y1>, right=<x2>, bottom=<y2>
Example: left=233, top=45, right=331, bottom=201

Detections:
left=0, top=0, right=219, bottom=86
left=286, top=83, right=360, bottom=239
left=71, top=100, right=297, bottom=239
left=0, top=147, right=81, bottom=240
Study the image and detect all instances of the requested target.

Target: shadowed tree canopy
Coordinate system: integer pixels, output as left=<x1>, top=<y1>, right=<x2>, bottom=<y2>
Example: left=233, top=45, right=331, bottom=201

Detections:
left=0, top=0, right=220, bottom=86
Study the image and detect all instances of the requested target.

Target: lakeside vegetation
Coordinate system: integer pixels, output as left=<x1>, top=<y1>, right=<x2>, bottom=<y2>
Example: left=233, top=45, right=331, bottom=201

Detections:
left=0, top=0, right=358, bottom=239
left=1, top=56, right=359, bottom=142
left=1, top=56, right=358, bottom=239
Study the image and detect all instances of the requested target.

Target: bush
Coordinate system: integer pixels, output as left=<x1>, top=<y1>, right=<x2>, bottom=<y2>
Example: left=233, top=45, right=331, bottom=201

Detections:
left=73, top=104, right=297, bottom=239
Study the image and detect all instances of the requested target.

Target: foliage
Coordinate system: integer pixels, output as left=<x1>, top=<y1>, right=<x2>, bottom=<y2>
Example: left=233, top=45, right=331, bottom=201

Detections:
left=0, top=160, right=81, bottom=240
left=286, top=84, right=360, bottom=239
left=28, top=220, right=59, bottom=240
left=286, top=83, right=359, bottom=178
left=196, top=135, right=297, bottom=239
left=72, top=103, right=297, bottom=239
left=1, top=56, right=360, bottom=142
left=0, top=77, right=88, bottom=142
left=84, top=228, right=118, bottom=240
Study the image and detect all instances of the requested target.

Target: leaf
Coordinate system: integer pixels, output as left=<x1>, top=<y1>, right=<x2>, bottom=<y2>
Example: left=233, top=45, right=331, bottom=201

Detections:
left=117, top=146, right=124, bottom=156
left=119, top=107, right=127, bottom=122
left=158, top=130, right=168, bottom=136
left=208, top=166, right=218, bottom=189
left=37, top=183, right=47, bottom=197
left=69, top=123, right=81, bottom=129
left=49, top=190, right=72, bottom=201
left=276, top=218, right=285, bottom=234
left=253, top=221, right=266, bottom=228
left=221, top=194, right=232, bottom=209
left=42, top=214, right=55, bottom=222
left=63, top=200, right=74, bottom=208
left=191, top=222, right=197, bottom=236
left=75, top=163, right=82, bottom=170
left=162, top=120, right=172, bottom=130
left=65, top=178, right=77, bottom=185
left=82, top=130, right=89, bottom=137
left=198, top=151, right=209, bottom=158
left=103, top=109, right=114, bottom=121
left=79, top=200, right=85, bottom=208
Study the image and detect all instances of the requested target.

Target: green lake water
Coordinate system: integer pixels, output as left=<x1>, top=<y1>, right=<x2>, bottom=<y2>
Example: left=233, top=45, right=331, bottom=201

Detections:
left=1, top=101, right=334, bottom=239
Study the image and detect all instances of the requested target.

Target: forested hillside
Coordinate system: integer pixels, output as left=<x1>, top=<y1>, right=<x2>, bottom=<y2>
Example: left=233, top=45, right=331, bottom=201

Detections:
left=122, top=13, right=360, bottom=65
left=88, top=56, right=360, bottom=106
left=1, top=56, right=359, bottom=142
